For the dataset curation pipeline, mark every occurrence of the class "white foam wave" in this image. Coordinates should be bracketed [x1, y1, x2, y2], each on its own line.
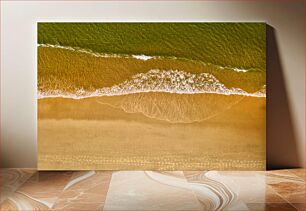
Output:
[132, 55, 153, 61]
[232, 68, 249, 73]
[38, 44, 155, 61]
[218, 66, 249, 73]
[38, 44, 255, 72]
[38, 69, 266, 99]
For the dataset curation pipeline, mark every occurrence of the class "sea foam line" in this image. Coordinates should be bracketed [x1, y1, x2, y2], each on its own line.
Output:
[38, 89, 266, 99]
[38, 69, 266, 99]
[38, 43, 255, 73]
[38, 43, 155, 61]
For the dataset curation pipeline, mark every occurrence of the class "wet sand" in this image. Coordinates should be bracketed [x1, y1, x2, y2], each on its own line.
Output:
[38, 93, 265, 170]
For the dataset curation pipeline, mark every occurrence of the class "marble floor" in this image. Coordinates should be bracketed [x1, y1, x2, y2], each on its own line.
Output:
[0, 169, 304, 211]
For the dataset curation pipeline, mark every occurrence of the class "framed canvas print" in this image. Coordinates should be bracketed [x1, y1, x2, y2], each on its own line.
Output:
[38, 23, 266, 170]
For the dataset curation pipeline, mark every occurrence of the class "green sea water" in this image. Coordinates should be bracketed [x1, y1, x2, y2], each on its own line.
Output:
[38, 23, 266, 72]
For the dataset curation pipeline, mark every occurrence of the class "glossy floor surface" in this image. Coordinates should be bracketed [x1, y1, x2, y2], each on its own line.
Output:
[0, 169, 304, 210]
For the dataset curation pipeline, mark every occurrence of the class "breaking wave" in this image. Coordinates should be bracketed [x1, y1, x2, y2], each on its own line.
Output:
[38, 69, 266, 99]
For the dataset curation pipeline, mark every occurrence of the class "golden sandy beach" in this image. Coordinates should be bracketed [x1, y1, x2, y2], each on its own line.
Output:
[38, 94, 265, 170]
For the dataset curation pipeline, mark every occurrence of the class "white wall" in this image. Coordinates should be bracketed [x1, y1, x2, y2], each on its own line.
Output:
[1, 1, 304, 168]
